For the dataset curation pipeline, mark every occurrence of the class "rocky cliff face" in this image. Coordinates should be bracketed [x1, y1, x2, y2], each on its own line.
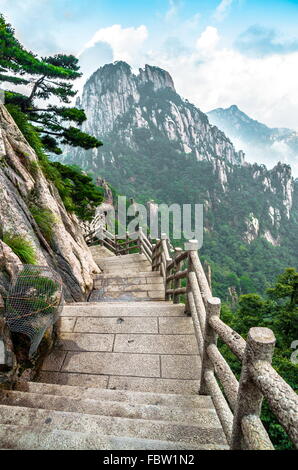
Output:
[69, 61, 244, 188]
[231, 162, 296, 245]
[0, 104, 99, 303]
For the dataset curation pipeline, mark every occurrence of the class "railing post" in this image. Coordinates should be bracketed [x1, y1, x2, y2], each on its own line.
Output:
[185, 240, 199, 316]
[199, 297, 221, 395]
[173, 247, 182, 304]
[152, 238, 160, 271]
[114, 234, 118, 256]
[161, 233, 171, 284]
[125, 231, 129, 254]
[137, 227, 142, 254]
[231, 327, 276, 450]
[139, 227, 147, 256]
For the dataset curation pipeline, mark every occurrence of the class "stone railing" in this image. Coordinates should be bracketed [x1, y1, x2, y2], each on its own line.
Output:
[85, 227, 298, 450]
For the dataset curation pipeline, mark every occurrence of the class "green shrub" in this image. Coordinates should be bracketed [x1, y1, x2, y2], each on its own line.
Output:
[3, 232, 37, 264]
[30, 205, 57, 243]
[50, 162, 104, 221]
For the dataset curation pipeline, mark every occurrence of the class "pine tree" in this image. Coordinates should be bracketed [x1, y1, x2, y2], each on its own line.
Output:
[0, 14, 102, 153]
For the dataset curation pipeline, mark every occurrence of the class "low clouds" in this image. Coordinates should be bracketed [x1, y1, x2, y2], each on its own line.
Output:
[235, 25, 298, 57]
[196, 26, 219, 53]
[80, 24, 148, 65]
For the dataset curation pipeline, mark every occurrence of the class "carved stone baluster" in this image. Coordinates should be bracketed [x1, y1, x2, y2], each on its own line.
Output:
[231, 327, 276, 450]
[199, 297, 221, 395]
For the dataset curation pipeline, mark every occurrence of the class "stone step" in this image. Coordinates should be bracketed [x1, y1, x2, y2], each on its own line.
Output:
[94, 271, 161, 280]
[61, 316, 194, 335]
[61, 302, 185, 317]
[0, 425, 227, 450]
[94, 261, 145, 269]
[94, 278, 163, 288]
[93, 283, 164, 293]
[97, 254, 147, 263]
[0, 405, 227, 446]
[98, 257, 150, 264]
[36, 373, 200, 394]
[16, 382, 208, 408]
[100, 259, 150, 266]
[107, 376, 200, 395]
[101, 267, 152, 274]
[0, 390, 217, 425]
[89, 245, 115, 258]
[89, 291, 164, 302]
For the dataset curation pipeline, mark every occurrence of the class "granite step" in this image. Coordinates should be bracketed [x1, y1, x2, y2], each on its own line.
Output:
[94, 277, 163, 286]
[0, 405, 227, 446]
[16, 381, 208, 408]
[89, 291, 164, 302]
[0, 390, 217, 425]
[93, 271, 162, 280]
[35, 373, 200, 394]
[97, 259, 150, 267]
[68, 316, 193, 335]
[89, 245, 115, 258]
[100, 267, 152, 274]
[0, 425, 227, 450]
[97, 254, 147, 263]
[61, 302, 185, 317]
[93, 283, 164, 293]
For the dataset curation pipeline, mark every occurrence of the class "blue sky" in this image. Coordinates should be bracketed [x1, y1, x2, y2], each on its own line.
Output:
[1, 0, 298, 130]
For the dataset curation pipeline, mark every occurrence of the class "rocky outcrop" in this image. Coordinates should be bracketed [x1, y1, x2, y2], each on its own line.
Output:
[0, 104, 99, 302]
[244, 213, 260, 244]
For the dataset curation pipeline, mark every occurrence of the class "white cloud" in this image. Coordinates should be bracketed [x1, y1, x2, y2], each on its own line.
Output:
[196, 26, 219, 52]
[81, 24, 148, 64]
[146, 27, 298, 134]
[213, 0, 234, 22]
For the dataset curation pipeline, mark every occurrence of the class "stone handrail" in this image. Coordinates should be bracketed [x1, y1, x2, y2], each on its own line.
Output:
[85, 225, 298, 450]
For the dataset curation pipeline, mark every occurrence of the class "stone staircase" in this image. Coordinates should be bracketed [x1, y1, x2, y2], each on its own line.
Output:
[90, 253, 164, 302]
[0, 251, 228, 450]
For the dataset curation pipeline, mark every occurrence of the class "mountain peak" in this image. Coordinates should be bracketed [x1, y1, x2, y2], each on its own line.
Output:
[76, 61, 244, 166]
[138, 64, 175, 92]
[228, 104, 239, 112]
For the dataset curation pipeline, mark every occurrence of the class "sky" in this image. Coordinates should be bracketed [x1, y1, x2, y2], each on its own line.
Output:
[1, 0, 298, 131]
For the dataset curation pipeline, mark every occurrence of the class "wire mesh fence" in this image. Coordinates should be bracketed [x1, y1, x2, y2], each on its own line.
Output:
[4, 265, 63, 357]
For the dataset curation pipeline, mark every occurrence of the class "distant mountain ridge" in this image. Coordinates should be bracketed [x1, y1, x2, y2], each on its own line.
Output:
[207, 105, 298, 176]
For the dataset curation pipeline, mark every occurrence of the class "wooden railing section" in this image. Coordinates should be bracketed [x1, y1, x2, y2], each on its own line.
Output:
[86, 226, 298, 450]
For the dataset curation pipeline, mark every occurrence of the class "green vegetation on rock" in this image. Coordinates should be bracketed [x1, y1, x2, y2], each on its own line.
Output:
[29, 205, 57, 243]
[2, 232, 37, 264]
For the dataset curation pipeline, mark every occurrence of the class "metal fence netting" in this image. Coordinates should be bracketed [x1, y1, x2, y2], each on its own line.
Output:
[5, 265, 63, 357]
